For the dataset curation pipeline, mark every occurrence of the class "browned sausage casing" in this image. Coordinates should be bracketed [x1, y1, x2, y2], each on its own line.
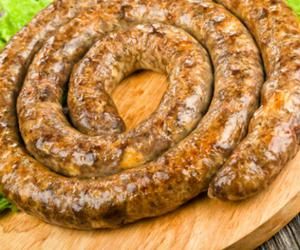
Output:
[18, 23, 213, 177]
[209, 0, 300, 200]
[0, 0, 298, 229]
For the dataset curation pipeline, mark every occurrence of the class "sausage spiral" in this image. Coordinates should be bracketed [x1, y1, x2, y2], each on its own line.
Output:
[0, 0, 298, 229]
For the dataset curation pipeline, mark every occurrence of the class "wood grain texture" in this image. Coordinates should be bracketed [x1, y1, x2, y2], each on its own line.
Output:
[260, 214, 300, 250]
[0, 71, 299, 250]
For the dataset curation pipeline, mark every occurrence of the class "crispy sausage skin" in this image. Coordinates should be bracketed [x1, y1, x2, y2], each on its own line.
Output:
[18, 23, 213, 177]
[209, 0, 300, 200]
[1, 0, 298, 229]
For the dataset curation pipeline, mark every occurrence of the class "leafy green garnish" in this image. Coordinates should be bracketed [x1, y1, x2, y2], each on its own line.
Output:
[0, 192, 17, 213]
[287, 0, 300, 16]
[0, 0, 52, 49]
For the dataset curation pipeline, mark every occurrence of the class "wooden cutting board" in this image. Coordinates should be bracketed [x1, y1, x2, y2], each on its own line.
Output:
[0, 71, 299, 250]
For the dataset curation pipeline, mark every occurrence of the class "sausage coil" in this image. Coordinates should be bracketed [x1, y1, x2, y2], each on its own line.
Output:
[0, 0, 298, 229]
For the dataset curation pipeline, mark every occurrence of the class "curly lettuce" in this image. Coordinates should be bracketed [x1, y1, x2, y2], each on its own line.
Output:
[287, 0, 300, 16]
[0, 0, 51, 48]
[0, 192, 17, 213]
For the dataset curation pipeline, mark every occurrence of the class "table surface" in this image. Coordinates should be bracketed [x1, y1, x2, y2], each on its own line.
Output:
[260, 214, 300, 250]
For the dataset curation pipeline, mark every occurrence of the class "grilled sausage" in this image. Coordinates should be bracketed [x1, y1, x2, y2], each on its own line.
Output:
[208, 0, 300, 200]
[18, 22, 213, 177]
[0, 0, 269, 229]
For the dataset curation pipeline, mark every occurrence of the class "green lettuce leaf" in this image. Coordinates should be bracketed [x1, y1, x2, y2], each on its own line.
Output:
[0, 0, 51, 48]
[287, 0, 300, 16]
[0, 193, 17, 213]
